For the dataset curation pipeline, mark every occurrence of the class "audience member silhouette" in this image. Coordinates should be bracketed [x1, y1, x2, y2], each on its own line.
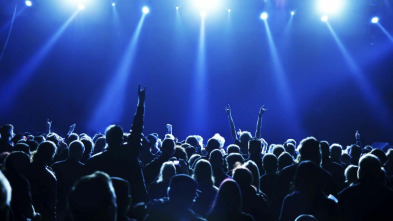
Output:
[69, 171, 117, 221]
[13, 143, 31, 156]
[192, 159, 218, 217]
[145, 174, 205, 221]
[80, 137, 94, 163]
[272, 145, 285, 158]
[279, 161, 339, 221]
[0, 124, 14, 153]
[226, 153, 244, 176]
[144, 138, 175, 187]
[248, 139, 264, 176]
[277, 152, 294, 171]
[330, 144, 343, 165]
[260, 153, 278, 201]
[93, 137, 106, 155]
[26, 141, 57, 221]
[52, 140, 88, 219]
[209, 149, 229, 187]
[0, 170, 12, 221]
[207, 178, 255, 221]
[295, 214, 318, 221]
[348, 145, 362, 165]
[320, 141, 345, 190]
[232, 166, 271, 221]
[338, 154, 393, 221]
[204, 138, 221, 157]
[344, 165, 358, 187]
[3, 151, 40, 221]
[227, 144, 241, 155]
[111, 177, 136, 221]
[148, 161, 176, 201]
[186, 135, 203, 155]
[244, 160, 261, 193]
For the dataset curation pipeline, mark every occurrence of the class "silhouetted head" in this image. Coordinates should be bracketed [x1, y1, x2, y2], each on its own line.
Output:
[263, 153, 277, 174]
[69, 171, 117, 221]
[232, 166, 253, 188]
[294, 161, 321, 194]
[205, 138, 221, 155]
[34, 135, 45, 145]
[173, 146, 188, 162]
[167, 174, 198, 208]
[358, 154, 383, 183]
[248, 139, 262, 156]
[186, 135, 203, 152]
[284, 142, 296, 157]
[330, 144, 342, 162]
[370, 149, 387, 165]
[67, 133, 80, 145]
[387, 149, 393, 161]
[94, 137, 106, 154]
[295, 214, 318, 221]
[14, 143, 30, 155]
[298, 137, 321, 165]
[341, 153, 351, 165]
[4, 151, 30, 173]
[226, 153, 244, 172]
[0, 124, 13, 141]
[349, 145, 362, 160]
[244, 160, 260, 191]
[345, 165, 358, 185]
[188, 154, 202, 170]
[46, 133, 60, 146]
[69, 140, 85, 161]
[278, 152, 294, 171]
[157, 161, 176, 183]
[161, 139, 175, 157]
[105, 125, 124, 148]
[210, 179, 242, 216]
[285, 139, 297, 148]
[227, 144, 240, 154]
[81, 138, 93, 158]
[319, 141, 330, 160]
[193, 159, 214, 186]
[239, 131, 252, 144]
[111, 177, 131, 218]
[209, 149, 224, 167]
[272, 145, 285, 158]
[33, 141, 57, 165]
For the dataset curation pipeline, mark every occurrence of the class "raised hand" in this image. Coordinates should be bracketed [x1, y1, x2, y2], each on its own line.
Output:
[259, 105, 268, 116]
[138, 84, 146, 103]
[166, 124, 173, 134]
[47, 119, 52, 134]
[355, 130, 360, 140]
[67, 123, 76, 136]
[225, 104, 231, 116]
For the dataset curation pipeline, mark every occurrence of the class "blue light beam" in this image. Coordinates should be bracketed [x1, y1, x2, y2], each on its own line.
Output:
[88, 14, 147, 131]
[263, 20, 306, 138]
[326, 22, 393, 129]
[377, 23, 393, 43]
[0, 11, 79, 112]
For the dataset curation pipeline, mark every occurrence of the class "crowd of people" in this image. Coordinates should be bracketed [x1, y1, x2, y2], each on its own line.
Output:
[0, 85, 393, 221]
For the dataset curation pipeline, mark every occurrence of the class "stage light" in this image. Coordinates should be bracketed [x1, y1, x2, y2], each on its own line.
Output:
[371, 17, 379, 24]
[194, 0, 220, 12]
[176, 6, 179, 10]
[321, 15, 328, 22]
[227, 9, 231, 13]
[78, 4, 85, 10]
[291, 11, 295, 16]
[318, 0, 343, 15]
[112, 2, 116, 7]
[260, 12, 268, 20]
[142, 6, 149, 14]
[200, 10, 207, 17]
[25, 0, 32, 7]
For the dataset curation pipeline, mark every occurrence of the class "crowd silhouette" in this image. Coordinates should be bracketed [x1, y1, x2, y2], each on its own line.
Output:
[0, 85, 393, 221]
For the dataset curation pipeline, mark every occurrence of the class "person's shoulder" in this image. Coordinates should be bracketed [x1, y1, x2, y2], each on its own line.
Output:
[279, 164, 297, 176]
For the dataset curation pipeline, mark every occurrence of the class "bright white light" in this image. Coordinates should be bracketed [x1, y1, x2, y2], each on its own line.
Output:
[25, 0, 32, 7]
[142, 6, 150, 14]
[260, 12, 268, 20]
[291, 11, 295, 16]
[176, 6, 179, 10]
[371, 17, 379, 24]
[194, 0, 220, 11]
[112, 2, 115, 7]
[318, 0, 343, 15]
[227, 9, 231, 13]
[200, 10, 207, 17]
[78, 4, 85, 10]
[321, 15, 328, 22]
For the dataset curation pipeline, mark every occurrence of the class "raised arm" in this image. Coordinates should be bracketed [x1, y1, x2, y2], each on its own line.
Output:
[225, 104, 238, 143]
[67, 123, 76, 136]
[46, 119, 52, 134]
[355, 130, 362, 147]
[128, 85, 145, 151]
[255, 105, 267, 139]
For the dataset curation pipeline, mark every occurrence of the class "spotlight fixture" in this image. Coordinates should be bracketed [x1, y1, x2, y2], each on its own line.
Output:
[371, 17, 379, 24]
[78, 4, 85, 10]
[260, 12, 268, 20]
[291, 11, 295, 16]
[25, 0, 32, 7]
[321, 15, 328, 22]
[227, 9, 231, 13]
[112, 2, 116, 7]
[142, 6, 150, 14]
[200, 10, 207, 17]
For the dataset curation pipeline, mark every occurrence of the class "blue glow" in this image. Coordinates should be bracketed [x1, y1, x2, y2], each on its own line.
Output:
[291, 11, 295, 16]
[142, 6, 150, 14]
[0, 11, 78, 111]
[321, 15, 328, 22]
[262, 20, 305, 138]
[176, 6, 179, 10]
[326, 22, 393, 128]
[25, 0, 32, 7]
[377, 23, 393, 43]
[260, 12, 268, 20]
[371, 17, 379, 24]
[112, 2, 116, 7]
[88, 14, 147, 131]
[228, 9, 231, 13]
[318, 0, 344, 15]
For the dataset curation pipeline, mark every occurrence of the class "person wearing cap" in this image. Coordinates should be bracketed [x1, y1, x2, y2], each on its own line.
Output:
[145, 174, 205, 221]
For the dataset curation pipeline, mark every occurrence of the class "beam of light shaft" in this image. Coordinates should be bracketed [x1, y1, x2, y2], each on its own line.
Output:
[263, 20, 305, 138]
[377, 23, 393, 43]
[190, 18, 207, 132]
[326, 22, 393, 128]
[88, 15, 146, 131]
[0, 11, 79, 112]
[0, 7, 26, 35]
